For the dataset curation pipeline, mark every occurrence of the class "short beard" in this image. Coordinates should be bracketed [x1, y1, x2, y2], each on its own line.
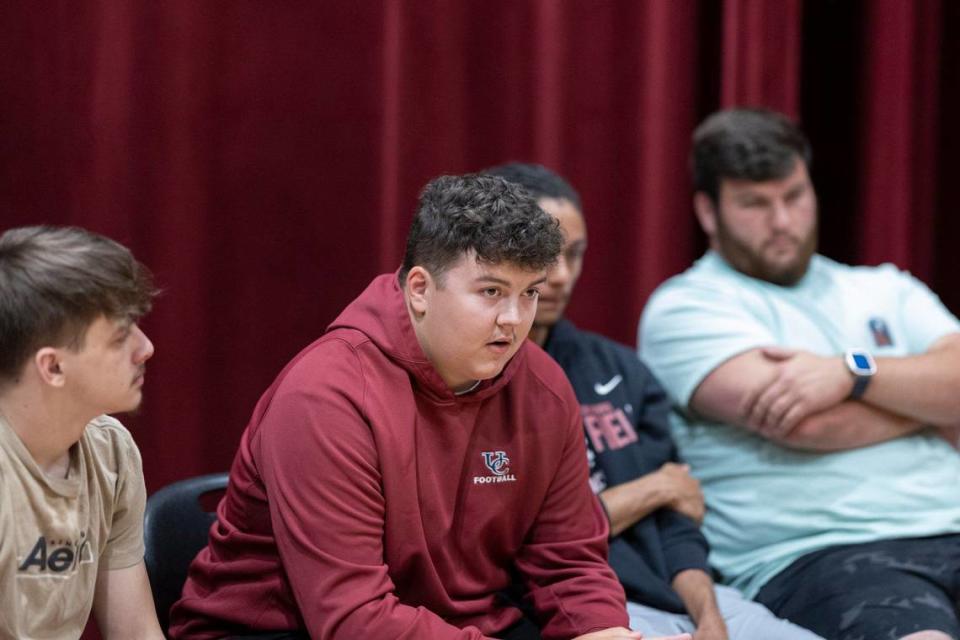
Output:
[715, 216, 817, 286]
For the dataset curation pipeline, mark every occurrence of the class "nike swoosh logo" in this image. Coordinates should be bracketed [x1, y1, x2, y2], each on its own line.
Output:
[593, 374, 623, 396]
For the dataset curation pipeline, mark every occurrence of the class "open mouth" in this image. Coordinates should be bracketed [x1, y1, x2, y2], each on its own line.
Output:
[487, 338, 513, 353]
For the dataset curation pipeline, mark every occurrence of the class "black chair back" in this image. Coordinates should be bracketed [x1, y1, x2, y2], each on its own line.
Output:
[144, 472, 228, 635]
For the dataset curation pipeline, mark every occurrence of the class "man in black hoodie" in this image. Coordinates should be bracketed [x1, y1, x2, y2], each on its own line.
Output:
[486, 163, 821, 640]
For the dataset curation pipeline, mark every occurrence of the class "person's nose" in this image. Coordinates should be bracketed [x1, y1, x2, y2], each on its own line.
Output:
[547, 255, 572, 287]
[770, 200, 792, 231]
[132, 325, 155, 364]
[497, 298, 522, 327]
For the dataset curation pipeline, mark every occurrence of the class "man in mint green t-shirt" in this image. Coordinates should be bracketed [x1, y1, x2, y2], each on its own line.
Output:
[640, 108, 960, 640]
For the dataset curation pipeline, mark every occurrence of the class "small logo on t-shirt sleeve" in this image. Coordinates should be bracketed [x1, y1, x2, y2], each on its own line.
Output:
[868, 317, 894, 347]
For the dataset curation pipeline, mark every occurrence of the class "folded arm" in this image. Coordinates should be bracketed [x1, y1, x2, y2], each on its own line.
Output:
[775, 400, 922, 451]
[691, 347, 925, 450]
[863, 333, 960, 426]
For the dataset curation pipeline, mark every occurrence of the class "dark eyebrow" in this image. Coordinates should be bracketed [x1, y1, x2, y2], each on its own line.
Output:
[474, 275, 548, 288]
[474, 275, 512, 287]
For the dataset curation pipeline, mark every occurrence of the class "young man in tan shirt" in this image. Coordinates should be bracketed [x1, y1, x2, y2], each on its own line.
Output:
[0, 226, 164, 639]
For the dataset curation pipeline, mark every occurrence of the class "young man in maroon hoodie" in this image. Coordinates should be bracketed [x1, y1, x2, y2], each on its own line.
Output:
[170, 174, 684, 640]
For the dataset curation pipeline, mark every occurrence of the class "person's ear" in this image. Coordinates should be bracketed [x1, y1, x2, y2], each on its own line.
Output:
[406, 266, 432, 317]
[34, 348, 66, 388]
[693, 191, 718, 237]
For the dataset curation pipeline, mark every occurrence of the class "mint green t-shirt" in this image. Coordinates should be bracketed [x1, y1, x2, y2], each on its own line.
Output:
[639, 250, 960, 598]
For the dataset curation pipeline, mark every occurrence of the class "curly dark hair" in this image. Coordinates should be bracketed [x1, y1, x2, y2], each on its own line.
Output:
[484, 162, 582, 212]
[399, 173, 562, 283]
[0, 226, 158, 384]
[692, 108, 812, 203]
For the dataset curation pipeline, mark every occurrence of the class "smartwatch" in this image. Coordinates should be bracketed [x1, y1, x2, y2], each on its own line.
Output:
[844, 348, 877, 399]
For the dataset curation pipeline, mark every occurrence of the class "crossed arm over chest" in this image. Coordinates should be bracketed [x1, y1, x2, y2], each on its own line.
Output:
[690, 333, 960, 451]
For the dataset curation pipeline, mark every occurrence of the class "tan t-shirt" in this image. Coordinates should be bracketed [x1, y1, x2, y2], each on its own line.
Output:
[0, 414, 147, 640]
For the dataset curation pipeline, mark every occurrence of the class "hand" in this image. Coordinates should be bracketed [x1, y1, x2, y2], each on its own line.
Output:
[657, 462, 704, 524]
[743, 347, 853, 439]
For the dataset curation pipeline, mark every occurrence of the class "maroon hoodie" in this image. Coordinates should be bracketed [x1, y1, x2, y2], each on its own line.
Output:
[170, 273, 628, 639]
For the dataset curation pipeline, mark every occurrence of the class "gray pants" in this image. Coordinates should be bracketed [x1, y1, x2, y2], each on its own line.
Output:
[627, 585, 824, 639]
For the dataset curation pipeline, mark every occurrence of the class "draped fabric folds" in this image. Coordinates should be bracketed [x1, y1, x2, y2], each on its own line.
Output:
[858, 0, 942, 276]
[721, 0, 803, 115]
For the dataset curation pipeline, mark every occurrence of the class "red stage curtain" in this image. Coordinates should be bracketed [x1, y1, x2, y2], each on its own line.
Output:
[858, 0, 942, 279]
[0, 3, 956, 635]
[721, 0, 803, 116]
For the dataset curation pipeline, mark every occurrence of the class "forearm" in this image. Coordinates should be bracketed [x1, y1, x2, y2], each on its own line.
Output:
[670, 569, 723, 628]
[691, 347, 930, 450]
[777, 401, 923, 451]
[93, 563, 165, 640]
[100, 620, 164, 640]
[599, 474, 670, 537]
[864, 337, 960, 426]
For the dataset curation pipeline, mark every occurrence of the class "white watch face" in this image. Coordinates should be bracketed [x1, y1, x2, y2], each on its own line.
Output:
[846, 349, 877, 376]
